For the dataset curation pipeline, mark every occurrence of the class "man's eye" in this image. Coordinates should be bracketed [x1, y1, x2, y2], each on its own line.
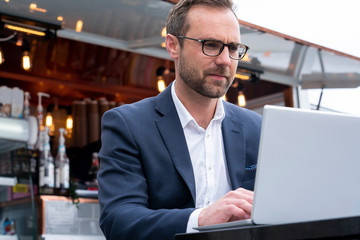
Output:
[229, 45, 239, 53]
[204, 41, 221, 49]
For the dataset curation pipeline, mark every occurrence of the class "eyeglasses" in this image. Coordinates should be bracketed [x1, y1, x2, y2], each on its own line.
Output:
[177, 36, 249, 60]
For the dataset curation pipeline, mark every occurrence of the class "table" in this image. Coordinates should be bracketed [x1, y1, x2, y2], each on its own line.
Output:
[175, 216, 360, 240]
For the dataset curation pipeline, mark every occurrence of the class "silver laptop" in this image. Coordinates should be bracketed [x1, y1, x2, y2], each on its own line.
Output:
[195, 105, 360, 231]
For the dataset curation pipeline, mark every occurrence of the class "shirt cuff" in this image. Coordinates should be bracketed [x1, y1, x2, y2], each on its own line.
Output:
[186, 208, 203, 233]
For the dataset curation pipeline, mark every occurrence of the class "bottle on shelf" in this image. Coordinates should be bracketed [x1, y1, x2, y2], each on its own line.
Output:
[23, 91, 30, 120]
[38, 127, 54, 194]
[35, 92, 50, 152]
[55, 128, 70, 195]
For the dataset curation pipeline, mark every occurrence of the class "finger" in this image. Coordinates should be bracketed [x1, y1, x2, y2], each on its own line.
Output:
[222, 198, 252, 217]
[226, 203, 251, 220]
[226, 189, 254, 204]
[234, 188, 254, 196]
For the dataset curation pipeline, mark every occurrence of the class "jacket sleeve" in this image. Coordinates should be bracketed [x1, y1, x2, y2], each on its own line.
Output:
[97, 108, 194, 240]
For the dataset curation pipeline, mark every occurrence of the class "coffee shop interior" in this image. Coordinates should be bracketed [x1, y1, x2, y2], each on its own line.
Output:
[1, 0, 360, 239]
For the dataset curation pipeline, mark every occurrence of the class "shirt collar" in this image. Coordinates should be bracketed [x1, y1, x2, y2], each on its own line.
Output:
[171, 80, 225, 129]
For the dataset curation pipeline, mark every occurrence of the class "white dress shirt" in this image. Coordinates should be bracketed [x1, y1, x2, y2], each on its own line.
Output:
[171, 82, 232, 232]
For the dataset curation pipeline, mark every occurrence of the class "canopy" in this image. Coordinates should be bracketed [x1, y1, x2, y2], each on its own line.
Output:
[1, 0, 360, 89]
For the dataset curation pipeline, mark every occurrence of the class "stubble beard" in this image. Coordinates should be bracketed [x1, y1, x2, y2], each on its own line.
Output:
[178, 52, 233, 99]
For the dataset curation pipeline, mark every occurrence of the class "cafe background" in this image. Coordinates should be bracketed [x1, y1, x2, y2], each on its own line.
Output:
[0, 0, 360, 239]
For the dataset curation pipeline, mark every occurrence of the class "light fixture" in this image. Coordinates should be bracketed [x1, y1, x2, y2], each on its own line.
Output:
[235, 73, 250, 81]
[238, 90, 246, 107]
[45, 112, 53, 127]
[0, 46, 4, 64]
[45, 112, 55, 135]
[161, 27, 167, 47]
[66, 115, 73, 130]
[29, 3, 37, 10]
[29, 3, 47, 13]
[4, 23, 46, 36]
[76, 20, 83, 32]
[1, 14, 61, 38]
[156, 66, 167, 92]
[157, 77, 166, 92]
[240, 53, 251, 62]
[22, 50, 31, 71]
[66, 114, 73, 138]
[16, 32, 23, 46]
[161, 27, 167, 37]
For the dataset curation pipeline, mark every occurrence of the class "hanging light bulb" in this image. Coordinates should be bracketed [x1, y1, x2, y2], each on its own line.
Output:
[66, 114, 73, 138]
[22, 50, 31, 71]
[76, 20, 83, 32]
[45, 112, 53, 127]
[238, 90, 246, 107]
[16, 32, 23, 46]
[0, 46, 4, 64]
[45, 112, 55, 135]
[157, 77, 166, 92]
[161, 27, 167, 37]
[66, 115, 73, 130]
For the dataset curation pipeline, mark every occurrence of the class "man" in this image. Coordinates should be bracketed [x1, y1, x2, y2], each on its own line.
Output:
[98, 0, 262, 239]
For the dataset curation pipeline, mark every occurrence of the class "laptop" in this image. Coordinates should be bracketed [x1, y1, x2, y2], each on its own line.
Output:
[195, 105, 360, 231]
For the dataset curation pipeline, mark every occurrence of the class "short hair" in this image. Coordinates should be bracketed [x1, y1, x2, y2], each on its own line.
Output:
[166, 0, 237, 45]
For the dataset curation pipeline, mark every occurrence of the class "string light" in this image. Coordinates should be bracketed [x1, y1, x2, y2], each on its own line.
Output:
[0, 46, 4, 64]
[22, 51, 31, 71]
[45, 112, 53, 127]
[45, 112, 55, 135]
[66, 115, 73, 138]
[76, 20, 83, 32]
[157, 78, 166, 92]
[238, 90, 246, 107]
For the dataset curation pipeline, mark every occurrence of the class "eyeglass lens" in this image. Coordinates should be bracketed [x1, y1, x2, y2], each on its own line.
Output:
[203, 40, 245, 60]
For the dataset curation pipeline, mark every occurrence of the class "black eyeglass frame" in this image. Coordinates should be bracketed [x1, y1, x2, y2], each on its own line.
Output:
[177, 36, 249, 60]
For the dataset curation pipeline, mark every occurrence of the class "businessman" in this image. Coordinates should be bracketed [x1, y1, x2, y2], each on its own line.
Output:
[97, 0, 262, 239]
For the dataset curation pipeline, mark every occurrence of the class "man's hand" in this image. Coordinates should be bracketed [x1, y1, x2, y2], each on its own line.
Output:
[198, 188, 254, 226]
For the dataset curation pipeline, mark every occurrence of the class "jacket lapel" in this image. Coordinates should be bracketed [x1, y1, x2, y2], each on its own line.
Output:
[222, 104, 246, 189]
[154, 84, 196, 203]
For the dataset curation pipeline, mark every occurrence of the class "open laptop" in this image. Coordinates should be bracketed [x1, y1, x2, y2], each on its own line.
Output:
[195, 105, 360, 231]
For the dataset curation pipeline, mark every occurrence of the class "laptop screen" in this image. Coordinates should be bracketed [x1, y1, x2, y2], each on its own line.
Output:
[252, 105, 360, 224]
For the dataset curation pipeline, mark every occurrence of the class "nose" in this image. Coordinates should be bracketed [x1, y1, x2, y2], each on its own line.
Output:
[215, 46, 232, 67]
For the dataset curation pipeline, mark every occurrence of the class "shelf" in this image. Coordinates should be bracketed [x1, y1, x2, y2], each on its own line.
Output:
[0, 235, 19, 240]
[41, 234, 105, 240]
[0, 176, 17, 186]
[0, 139, 26, 154]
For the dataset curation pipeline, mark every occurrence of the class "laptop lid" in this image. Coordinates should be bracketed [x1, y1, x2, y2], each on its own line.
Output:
[252, 105, 360, 225]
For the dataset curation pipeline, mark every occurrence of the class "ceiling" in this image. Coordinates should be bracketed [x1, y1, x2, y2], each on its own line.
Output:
[1, 0, 360, 89]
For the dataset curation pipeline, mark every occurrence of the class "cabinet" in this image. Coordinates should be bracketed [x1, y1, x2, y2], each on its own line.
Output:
[0, 117, 37, 239]
[0, 117, 104, 239]
[0, 116, 38, 187]
[0, 195, 105, 240]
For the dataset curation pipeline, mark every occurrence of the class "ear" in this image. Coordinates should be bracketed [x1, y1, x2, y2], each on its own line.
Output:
[165, 34, 180, 60]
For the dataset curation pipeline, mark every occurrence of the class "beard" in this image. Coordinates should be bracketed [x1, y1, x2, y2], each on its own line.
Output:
[178, 52, 234, 98]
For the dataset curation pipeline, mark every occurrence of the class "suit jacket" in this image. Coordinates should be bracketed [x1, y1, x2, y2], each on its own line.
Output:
[98, 83, 262, 240]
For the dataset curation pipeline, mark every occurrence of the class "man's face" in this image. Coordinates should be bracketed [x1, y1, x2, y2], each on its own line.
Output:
[178, 5, 241, 99]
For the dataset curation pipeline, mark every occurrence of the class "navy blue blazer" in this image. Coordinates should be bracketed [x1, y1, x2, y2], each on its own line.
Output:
[98, 84, 262, 240]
